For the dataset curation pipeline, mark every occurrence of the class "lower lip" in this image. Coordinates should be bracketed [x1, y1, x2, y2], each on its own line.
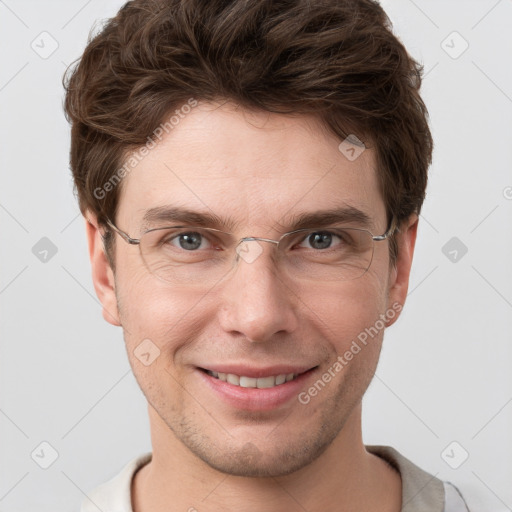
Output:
[197, 368, 316, 411]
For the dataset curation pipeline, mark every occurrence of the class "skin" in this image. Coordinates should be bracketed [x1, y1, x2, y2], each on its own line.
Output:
[86, 101, 418, 512]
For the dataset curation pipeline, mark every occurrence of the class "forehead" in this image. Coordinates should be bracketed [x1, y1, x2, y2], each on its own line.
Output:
[116, 101, 386, 232]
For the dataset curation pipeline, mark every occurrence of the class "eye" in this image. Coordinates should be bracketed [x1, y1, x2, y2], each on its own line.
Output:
[298, 230, 344, 250]
[164, 230, 213, 251]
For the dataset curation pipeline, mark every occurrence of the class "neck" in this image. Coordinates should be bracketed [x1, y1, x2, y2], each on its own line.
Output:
[132, 403, 402, 512]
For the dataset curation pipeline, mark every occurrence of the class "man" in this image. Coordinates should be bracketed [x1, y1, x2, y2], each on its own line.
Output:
[63, 0, 470, 510]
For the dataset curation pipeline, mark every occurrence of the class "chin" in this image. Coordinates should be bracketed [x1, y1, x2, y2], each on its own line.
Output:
[180, 425, 339, 478]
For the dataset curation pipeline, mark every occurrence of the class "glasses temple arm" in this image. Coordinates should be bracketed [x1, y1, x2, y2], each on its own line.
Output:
[104, 219, 141, 245]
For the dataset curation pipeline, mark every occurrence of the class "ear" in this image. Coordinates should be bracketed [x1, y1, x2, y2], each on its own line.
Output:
[386, 214, 418, 327]
[85, 212, 121, 326]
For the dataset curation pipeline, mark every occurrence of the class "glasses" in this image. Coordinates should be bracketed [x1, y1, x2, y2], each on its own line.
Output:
[104, 217, 398, 285]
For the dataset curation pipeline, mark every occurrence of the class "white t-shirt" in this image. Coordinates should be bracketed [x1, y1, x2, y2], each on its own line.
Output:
[80, 445, 470, 512]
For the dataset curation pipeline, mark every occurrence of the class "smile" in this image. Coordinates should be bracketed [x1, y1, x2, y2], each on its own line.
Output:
[204, 370, 301, 388]
[198, 365, 318, 410]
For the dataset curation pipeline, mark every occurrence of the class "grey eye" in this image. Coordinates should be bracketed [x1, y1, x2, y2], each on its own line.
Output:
[298, 230, 346, 250]
[180, 232, 202, 250]
[166, 231, 208, 251]
[307, 232, 333, 250]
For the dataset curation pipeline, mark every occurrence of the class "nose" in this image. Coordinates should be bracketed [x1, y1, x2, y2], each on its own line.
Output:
[217, 240, 299, 343]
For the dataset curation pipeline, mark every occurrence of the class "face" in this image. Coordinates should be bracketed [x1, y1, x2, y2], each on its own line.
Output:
[88, 101, 416, 477]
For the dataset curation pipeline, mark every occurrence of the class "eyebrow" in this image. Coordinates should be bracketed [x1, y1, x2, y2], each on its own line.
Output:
[141, 206, 236, 231]
[140, 205, 373, 233]
[281, 206, 373, 231]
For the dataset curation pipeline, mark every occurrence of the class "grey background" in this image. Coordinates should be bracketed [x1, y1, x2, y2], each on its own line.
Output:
[1, 0, 511, 510]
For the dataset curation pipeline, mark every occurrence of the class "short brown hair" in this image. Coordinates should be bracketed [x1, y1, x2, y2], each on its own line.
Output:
[63, 0, 432, 266]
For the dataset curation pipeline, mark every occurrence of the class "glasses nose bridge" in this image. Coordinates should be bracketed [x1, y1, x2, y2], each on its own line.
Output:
[238, 236, 280, 246]
[233, 236, 281, 264]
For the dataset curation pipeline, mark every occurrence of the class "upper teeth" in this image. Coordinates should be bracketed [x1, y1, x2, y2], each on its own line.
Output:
[206, 370, 298, 388]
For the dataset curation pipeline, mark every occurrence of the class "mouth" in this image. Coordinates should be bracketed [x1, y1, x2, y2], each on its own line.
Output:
[197, 365, 319, 411]
[200, 369, 309, 389]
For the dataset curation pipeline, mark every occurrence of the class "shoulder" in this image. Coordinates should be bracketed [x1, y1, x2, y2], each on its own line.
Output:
[366, 445, 470, 512]
[443, 481, 471, 512]
[80, 452, 152, 512]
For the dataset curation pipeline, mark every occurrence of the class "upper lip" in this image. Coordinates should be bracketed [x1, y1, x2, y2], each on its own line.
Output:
[198, 365, 317, 379]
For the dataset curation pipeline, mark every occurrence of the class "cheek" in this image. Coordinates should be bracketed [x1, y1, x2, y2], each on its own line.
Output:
[115, 272, 202, 405]
[298, 273, 389, 352]
[115, 248, 174, 324]
[114, 256, 211, 367]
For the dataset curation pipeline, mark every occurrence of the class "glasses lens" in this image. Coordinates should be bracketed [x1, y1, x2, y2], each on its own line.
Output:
[139, 226, 375, 284]
[280, 227, 374, 281]
[140, 227, 233, 284]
